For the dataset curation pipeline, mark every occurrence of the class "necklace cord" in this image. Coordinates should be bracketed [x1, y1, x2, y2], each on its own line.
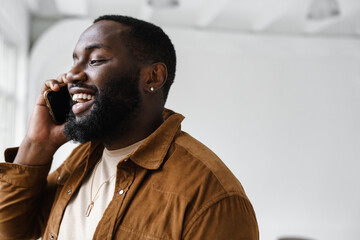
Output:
[85, 159, 116, 217]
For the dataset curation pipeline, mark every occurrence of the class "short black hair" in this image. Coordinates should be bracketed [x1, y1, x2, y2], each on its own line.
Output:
[94, 15, 176, 101]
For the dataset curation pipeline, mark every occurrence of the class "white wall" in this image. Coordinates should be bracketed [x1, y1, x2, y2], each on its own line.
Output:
[166, 29, 360, 240]
[30, 19, 360, 240]
[0, 0, 30, 146]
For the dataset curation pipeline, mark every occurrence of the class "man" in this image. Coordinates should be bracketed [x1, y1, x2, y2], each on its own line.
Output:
[0, 15, 258, 239]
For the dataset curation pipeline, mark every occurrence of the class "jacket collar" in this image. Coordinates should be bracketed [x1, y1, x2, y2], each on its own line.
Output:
[88, 109, 184, 170]
[130, 109, 184, 170]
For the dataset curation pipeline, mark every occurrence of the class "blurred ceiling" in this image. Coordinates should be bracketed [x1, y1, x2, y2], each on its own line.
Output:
[26, 0, 360, 45]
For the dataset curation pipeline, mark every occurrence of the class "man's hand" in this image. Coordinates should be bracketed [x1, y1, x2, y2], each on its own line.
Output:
[14, 74, 69, 166]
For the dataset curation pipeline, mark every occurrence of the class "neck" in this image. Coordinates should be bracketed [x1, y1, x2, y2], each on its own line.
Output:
[102, 110, 163, 150]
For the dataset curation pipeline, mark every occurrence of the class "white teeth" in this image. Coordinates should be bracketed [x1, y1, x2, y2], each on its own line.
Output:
[72, 93, 95, 102]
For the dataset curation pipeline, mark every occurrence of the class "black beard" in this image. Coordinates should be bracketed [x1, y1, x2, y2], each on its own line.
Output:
[64, 69, 141, 143]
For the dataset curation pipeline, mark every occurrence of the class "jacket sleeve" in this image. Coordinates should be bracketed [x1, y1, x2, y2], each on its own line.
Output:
[183, 194, 259, 240]
[0, 147, 59, 240]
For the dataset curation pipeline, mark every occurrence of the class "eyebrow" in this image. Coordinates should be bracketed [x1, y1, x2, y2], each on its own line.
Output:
[72, 43, 111, 59]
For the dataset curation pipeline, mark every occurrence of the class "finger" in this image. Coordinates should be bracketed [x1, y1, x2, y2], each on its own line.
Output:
[57, 73, 69, 85]
[42, 79, 61, 93]
[60, 73, 69, 84]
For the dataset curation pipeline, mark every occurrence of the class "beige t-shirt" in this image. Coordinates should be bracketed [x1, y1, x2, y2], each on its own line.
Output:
[58, 140, 143, 240]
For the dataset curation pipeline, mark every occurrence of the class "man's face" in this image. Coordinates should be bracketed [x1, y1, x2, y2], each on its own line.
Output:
[64, 20, 143, 143]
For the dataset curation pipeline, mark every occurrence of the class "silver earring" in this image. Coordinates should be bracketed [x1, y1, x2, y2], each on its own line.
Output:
[150, 87, 154, 92]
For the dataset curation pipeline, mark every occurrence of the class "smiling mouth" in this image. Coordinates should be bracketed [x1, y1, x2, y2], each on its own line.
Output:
[71, 92, 96, 115]
[72, 93, 95, 103]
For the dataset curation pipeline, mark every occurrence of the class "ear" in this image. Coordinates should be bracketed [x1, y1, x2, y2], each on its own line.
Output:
[143, 63, 168, 93]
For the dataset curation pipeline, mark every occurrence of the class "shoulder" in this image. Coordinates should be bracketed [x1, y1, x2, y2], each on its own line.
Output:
[157, 131, 258, 236]
[166, 131, 247, 198]
[150, 130, 252, 213]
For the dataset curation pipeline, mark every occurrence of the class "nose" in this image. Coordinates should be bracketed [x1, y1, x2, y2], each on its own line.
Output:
[66, 64, 87, 84]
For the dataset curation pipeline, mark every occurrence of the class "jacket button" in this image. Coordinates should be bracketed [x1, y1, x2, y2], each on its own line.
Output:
[119, 189, 124, 195]
[67, 190, 72, 194]
[50, 234, 55, 239]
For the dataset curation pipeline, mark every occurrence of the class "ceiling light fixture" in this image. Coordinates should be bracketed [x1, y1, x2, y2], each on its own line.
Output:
[147, 0, 179, 8]
[307, 0, 340, 20]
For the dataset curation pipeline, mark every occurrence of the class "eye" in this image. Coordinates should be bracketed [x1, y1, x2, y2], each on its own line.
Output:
[89, 59, 106, 66]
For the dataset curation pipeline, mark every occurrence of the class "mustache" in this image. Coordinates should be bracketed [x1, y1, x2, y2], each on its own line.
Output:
[68, 83, 99, 94]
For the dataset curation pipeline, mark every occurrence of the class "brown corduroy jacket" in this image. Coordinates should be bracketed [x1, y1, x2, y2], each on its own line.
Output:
[0, 109, 258, 240]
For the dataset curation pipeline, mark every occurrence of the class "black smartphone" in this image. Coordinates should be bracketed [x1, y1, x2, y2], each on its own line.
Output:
[43, 84, 71, 124]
